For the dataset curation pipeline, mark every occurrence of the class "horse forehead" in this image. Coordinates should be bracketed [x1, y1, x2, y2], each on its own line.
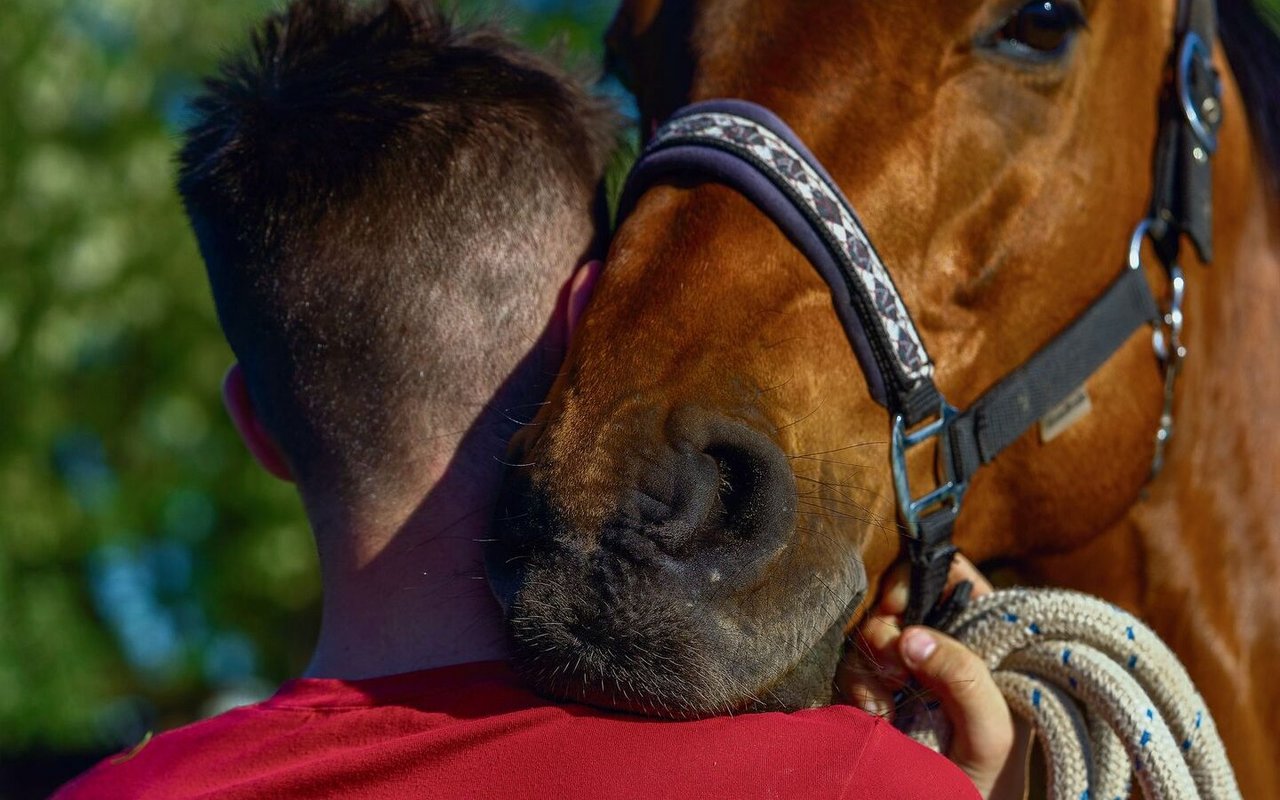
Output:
[690, 0, 982, 68]
[660, 0, 1174, 103]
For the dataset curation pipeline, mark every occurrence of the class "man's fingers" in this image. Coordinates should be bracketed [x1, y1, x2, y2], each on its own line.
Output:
[876, 563, 911, 615]
[837, 624, 901, 717]
[880, 553, 991, 619]
[860, 612, 901, 655]
[834, 656, 897, 718]
[856, 614, 909, 686]
[948, 553, 995, 597]
[899, 626, 1015, 776]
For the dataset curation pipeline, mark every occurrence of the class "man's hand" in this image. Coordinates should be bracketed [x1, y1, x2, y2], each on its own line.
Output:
[837, 556, 1031, 800]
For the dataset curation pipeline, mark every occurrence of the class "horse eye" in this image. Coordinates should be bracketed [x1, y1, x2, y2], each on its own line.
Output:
[991, 1, 1085, 59]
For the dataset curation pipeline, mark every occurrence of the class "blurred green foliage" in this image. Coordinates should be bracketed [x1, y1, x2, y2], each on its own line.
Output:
[0, 0, 614, 765]
[1264, 0, 1280, 25]
[2, 0, 1278, 789]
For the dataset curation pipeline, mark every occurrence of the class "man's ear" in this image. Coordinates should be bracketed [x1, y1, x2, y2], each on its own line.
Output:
[221, 363, 294, 482]
[547, 260, 603, 361]
[566, 260, 602, 344]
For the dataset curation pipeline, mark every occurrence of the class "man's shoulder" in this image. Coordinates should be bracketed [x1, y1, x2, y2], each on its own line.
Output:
[667, 706, 982, 799]
[51, 703, 284, 800]
[470, 701, 981, 799]
[51, 676, 981, 800]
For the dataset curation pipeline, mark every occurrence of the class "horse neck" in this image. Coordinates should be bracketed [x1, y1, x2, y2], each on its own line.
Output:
[1139, 123, 1280, 605]
[1029, 56, 1280, 598]
[1131, 143, 1280, 796]
[1050, 151, 1278, 583]
[1021, 96, 1280, 795]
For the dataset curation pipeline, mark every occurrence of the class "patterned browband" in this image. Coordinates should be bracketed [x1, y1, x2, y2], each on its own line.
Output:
[619, 100, 943, 428]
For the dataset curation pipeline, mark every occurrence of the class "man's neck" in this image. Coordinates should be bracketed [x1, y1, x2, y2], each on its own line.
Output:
[303, 456, 512, 680]
[297, 265, 579, 681]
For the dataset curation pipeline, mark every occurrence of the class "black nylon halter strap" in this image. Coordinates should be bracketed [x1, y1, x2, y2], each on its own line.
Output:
[946, 267, 1162, 495]
[1152, 0, 1221, 264]
[902, 263, 1162, 625]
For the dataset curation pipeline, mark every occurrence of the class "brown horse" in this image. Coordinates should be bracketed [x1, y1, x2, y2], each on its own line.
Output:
[487, 0, 1280, 794]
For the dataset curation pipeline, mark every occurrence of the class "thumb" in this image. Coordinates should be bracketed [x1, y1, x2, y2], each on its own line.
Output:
[899, 627, 1015, 796]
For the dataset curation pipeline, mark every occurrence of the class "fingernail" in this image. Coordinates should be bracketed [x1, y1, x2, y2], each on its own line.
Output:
[901, 628, 937, 666]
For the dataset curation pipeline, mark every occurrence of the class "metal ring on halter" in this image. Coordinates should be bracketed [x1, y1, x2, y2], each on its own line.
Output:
[1164, 266, 1186, 366]
[1150, 262, 1186, 478]
[1128, 218, 1174, 361]
[1129, 217, 1187, 479]
[891, 402, 966, 538]
[1127, 218, 1156, 272]
[1177, 32, 1219, 155]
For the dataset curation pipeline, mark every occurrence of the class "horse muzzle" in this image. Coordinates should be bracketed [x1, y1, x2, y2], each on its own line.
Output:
[486, 405, 868, 716]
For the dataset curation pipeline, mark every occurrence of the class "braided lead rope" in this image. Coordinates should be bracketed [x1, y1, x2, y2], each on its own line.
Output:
[897, 588, 1242, 800]
[1006, 641, 1195, 798]
[1086, 704, 1133, 797]
[995, 671, 1099, 795]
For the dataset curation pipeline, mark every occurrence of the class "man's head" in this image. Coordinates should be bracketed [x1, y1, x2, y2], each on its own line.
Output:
[177, 0, 617, 521]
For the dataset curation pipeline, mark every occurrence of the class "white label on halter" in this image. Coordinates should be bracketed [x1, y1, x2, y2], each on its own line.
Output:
[1040, 386, 1093, 443]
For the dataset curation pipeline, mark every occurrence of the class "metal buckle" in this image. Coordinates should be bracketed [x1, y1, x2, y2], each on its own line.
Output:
[891, 402, 966, 538]
[1129, 218, 1187, 479]
[1151, 263, 1186, 477]
[1176, 32, 1221, 157]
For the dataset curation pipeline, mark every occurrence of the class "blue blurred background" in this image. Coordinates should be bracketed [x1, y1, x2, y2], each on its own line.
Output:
[4, 0, 1279, 797]
[0, 1, 619, 796]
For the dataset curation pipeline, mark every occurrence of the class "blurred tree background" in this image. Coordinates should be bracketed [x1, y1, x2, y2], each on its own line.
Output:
[3, 0, 1279, 797]
[0, 1, 618, 797]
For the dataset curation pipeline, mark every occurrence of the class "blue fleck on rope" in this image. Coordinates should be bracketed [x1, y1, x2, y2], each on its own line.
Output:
[896, 588, 1242, 800]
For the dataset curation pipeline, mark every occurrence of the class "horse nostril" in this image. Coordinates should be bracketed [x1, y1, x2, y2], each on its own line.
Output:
[701, 424, 795, 546]
[636, 413, 796, 567]
[706, 446, 760, 537]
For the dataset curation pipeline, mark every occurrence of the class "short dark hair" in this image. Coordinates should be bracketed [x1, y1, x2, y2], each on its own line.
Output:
[178, 0, 617, 498]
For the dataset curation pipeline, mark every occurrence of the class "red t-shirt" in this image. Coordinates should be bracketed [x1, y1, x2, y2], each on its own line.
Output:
[54, 661, 979, 799]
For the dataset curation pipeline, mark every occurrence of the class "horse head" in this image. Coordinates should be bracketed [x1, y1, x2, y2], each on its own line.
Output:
[487, 0, 1273, 718]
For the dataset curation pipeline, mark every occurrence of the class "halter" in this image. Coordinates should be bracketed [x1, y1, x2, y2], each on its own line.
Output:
[618, 0, 1222, 626]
